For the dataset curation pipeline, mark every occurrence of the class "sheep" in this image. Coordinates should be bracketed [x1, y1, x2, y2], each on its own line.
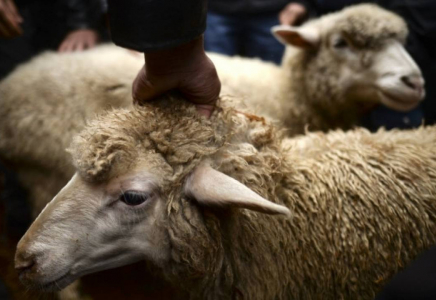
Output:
[15, 96, 436, 300]
[0, 45, 140, 215]
[214, 3, 425, 134]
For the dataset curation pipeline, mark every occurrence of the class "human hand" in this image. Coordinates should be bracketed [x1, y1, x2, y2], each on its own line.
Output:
[133, 35, 221, 118]
[58, 29, 99, 52]
[0, 0, 23, 38]
[279, 3, 307, 26]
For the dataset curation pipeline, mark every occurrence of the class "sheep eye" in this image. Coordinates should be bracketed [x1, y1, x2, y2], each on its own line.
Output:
[333, 37, 348, 49]
[120, 191, 149, 206]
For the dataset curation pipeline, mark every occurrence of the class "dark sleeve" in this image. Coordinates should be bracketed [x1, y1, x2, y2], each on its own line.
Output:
[63, 0, 105, 31]
[293, 0, 317, 16]
[107, 0, 207, 52]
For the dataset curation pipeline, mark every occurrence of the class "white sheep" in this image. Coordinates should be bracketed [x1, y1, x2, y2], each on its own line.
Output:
[15, 97, 436, 300]
[213, 3, 425, 133]
[0, 45, 140, 215]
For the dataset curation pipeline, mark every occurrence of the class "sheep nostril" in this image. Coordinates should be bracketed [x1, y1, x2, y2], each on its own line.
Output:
[401, 75, 423, 92]
[15, 257, 36, 276]
[401, 76, 415, 90]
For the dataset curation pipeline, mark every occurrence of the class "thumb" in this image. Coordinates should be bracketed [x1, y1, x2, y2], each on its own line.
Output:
[194, 104, 214, 118]
[132, 65, 173, 104]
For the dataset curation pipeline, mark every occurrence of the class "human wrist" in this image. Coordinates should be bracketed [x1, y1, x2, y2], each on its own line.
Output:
[144, 35, 206, 75]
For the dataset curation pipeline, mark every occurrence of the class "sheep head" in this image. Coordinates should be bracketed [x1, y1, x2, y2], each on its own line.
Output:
[273, 4, 424, 113]
[15, 97, 290, 292]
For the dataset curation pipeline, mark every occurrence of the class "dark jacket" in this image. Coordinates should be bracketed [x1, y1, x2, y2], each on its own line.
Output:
[15, 0, 104, 34]
[208, 0, 290, 14]
[108, 0, 207, 52]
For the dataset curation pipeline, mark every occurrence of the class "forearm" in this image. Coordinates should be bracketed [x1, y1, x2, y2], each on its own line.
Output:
[145, 36, 205, 74]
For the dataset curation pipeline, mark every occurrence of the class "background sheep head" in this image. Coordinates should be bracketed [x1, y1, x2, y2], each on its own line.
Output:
[274, 4, 424, 115]
[14, 97, 290, 292]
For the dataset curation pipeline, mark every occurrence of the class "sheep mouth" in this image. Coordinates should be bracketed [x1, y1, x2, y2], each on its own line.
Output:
[34, 272, 74, 292]
[378, 90, 421, 112]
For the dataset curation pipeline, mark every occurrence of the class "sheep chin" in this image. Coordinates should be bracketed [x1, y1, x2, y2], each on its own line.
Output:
[377, 90, 421, 112]
[20, 270, 74, 292]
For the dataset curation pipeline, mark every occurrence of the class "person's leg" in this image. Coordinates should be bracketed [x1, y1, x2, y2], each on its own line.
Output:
[204, 11, 240, 56]
[243, 12, 285, 65]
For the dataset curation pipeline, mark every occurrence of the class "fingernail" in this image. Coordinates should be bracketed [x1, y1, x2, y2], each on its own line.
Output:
[196, 107, 212, 118]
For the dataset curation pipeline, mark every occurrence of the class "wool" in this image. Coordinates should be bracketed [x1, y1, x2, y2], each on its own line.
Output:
[0, 45, 140, 215]
[68, 97, 436, 299]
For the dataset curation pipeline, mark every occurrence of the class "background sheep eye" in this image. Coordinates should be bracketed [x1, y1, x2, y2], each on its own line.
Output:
[333, 38, 348, 49]
[120, 191, 149, 206]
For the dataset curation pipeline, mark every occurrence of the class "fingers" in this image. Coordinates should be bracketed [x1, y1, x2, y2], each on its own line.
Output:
[5, 0, 22, 23]
[195, 104, 215, 118]
[279, 3, 307, 26]
[132, 66, 151, 103]
[58, 30, 99, 53]
[178, 56, 221, 117]
[132, 65, 175, 104]
[0, 0, 23, 38]
[2, 0, 22, 33]
[180, 71, 221, 114]
[86, 35, 96, 49]
[58, 38, 73, 52]
[75, 40, 85, 52]
[59, 38, 86, 52]
[279, 11, 298, 26]
[133, 64, 218, 118]
[81, 30, 98, 50]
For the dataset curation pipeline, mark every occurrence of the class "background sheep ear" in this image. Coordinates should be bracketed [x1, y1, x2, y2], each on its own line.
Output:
[185, 164, 290, 216]
[272, 25, 320, 49]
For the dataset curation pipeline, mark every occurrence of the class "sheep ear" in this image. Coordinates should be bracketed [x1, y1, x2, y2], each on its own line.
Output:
[185, 164, 290, 216]
[272, 25, 320, 49]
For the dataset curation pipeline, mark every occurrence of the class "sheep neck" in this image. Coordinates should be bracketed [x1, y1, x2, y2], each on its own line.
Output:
[279, 49, 364, 135]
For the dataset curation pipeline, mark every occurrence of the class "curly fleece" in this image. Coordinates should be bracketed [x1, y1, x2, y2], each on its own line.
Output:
[69, 97, 436, 300]
[0, 45, 139, 215]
